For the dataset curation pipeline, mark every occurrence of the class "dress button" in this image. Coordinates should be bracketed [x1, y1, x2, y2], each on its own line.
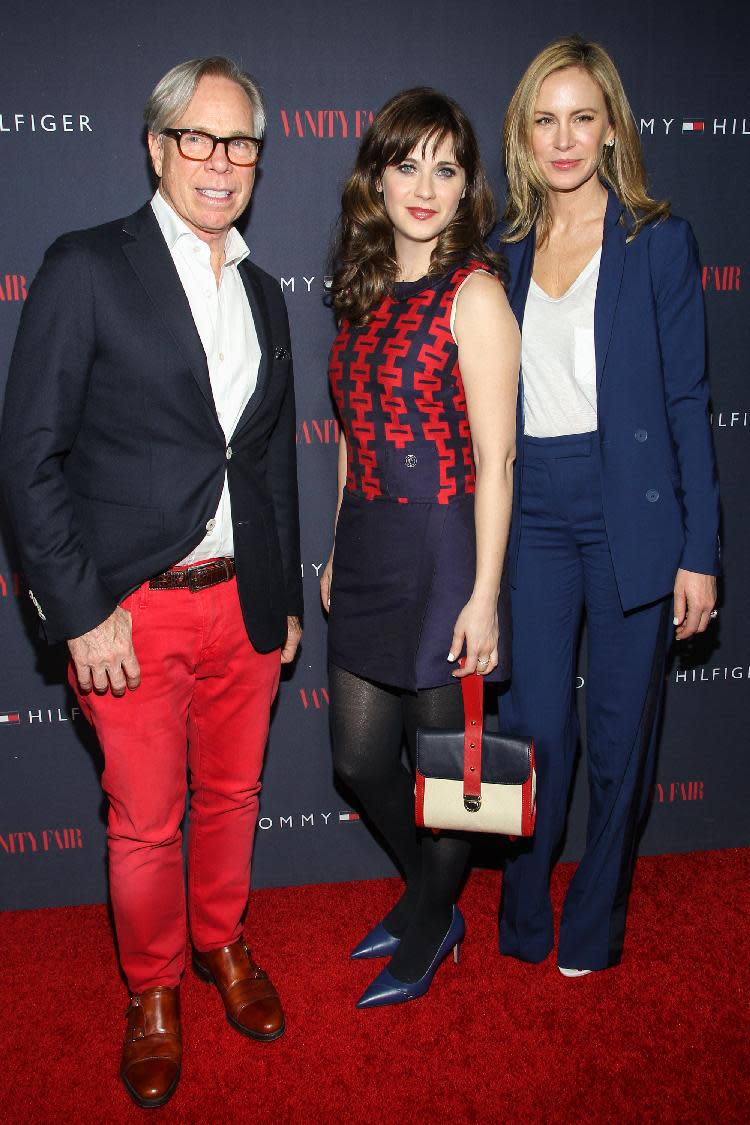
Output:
[404, 454, 418, 468]
[226, 446, 233, 460]
[635, 429, 648, 442]
[646, 489, 660, 503]
[206, 518, 216, 532]
[219, 352, 225, 362]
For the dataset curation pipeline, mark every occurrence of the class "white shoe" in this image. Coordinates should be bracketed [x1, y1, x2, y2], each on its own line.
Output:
[558, 966, 592, 977]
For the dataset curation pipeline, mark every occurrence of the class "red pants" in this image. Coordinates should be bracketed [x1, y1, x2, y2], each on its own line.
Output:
[71, 576, 280, 991]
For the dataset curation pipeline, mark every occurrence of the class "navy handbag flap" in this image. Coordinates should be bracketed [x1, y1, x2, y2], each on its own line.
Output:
[416, 728, 532, 785]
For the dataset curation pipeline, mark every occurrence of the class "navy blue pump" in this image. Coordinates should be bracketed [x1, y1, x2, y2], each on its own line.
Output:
[355, 906, 464, 1008]
[350, 921, 401, 960]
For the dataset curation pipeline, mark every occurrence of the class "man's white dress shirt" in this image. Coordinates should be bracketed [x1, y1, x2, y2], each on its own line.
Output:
[150, 189, 261, 564]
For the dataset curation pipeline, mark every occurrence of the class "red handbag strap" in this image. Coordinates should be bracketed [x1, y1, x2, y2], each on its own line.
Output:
[460, 662, 484, 808]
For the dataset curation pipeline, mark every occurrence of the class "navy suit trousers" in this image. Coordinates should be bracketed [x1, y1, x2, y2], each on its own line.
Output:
[500, 433, 671, 970]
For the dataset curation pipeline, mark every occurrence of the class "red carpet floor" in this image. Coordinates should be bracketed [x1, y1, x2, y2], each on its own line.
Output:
[2, 849, 749, 1124]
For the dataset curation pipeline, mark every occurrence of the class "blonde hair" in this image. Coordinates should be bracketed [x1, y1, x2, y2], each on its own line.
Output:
[502, 35, 669, 244]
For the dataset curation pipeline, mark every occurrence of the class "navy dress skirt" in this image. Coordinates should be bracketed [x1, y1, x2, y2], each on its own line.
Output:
[327, 262, 511, 692]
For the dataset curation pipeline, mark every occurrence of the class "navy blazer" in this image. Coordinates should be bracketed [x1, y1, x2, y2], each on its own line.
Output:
[0, 203, 303, 648]
[494, 189, 720, 612]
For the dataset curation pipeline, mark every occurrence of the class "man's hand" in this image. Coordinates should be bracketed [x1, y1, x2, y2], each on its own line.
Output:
[673, 568, 717, 640]
[280, 615, 302, 665]
[68, 607, 141, 696]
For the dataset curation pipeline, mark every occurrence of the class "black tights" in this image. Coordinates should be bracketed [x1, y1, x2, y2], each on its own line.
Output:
[329, 664, 471, 982]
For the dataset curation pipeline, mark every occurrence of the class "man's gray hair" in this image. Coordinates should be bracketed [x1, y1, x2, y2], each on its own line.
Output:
[144, 57, 266, 138]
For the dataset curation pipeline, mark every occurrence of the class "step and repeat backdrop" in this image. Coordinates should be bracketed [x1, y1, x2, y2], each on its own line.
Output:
[1, 0, 748, 909]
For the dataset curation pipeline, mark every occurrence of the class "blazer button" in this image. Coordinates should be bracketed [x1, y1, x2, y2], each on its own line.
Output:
[226, 446, 233, 460]
[206, 518, 216, 532]
[635, 429, 648, 442]
[646, 489, 660, 503]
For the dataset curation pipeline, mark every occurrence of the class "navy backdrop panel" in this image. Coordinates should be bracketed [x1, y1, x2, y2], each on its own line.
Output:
[1, 0, 748, 909]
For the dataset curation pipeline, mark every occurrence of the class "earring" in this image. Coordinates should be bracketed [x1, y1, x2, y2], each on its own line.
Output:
[606, 139, 615, 148]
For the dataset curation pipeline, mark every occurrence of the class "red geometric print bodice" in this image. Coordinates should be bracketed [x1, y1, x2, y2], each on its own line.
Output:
[329, 262, 488, 505]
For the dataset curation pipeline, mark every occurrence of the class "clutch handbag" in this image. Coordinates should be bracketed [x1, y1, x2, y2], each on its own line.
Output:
[415, 665, 537, 836]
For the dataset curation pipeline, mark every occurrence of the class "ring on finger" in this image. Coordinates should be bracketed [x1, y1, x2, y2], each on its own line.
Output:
[709, 610, 718, 619]
[476, 657, 489, 668]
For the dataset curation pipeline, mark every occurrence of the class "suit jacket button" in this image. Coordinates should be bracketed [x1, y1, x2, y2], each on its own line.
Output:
[226, 446, 233, 460]
[635, 429, 648, 442]
[646, 489, 660, 503]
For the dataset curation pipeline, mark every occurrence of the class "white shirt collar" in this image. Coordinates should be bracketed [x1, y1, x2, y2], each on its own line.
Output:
[150, 189, 250, 269]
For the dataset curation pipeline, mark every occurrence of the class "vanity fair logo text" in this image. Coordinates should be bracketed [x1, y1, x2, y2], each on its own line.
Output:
[297, 418, 339, 445]
[651, 781, 704, 803]
[702, 265, 741, 292]
[0, 827, 84, 855]
[0, 572, 23, 597]
[280, 109, 374, 138]
[0, 275, 27, 302]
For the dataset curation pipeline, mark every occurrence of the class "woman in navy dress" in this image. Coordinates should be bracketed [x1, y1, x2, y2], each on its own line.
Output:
[496, 37, 719, 976]
[321, 88, 520, 1007]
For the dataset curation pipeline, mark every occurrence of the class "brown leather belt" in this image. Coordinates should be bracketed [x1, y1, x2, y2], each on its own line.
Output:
[149, 558, 236, 592]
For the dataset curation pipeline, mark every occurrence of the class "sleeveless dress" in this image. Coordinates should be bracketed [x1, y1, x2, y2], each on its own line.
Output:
[327, 262, 511, 691]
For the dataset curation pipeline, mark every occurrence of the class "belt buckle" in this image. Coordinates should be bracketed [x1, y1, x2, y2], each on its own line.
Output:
[187, 565, 206, 593]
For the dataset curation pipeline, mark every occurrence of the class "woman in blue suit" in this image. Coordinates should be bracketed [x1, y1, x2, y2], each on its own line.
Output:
[496, 36, 720, 975]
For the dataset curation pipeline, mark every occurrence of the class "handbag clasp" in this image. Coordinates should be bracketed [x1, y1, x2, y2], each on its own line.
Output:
[463, 794, 482, 813]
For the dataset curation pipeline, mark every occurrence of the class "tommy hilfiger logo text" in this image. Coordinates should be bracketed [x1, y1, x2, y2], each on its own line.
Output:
[257, 811, 359, 830]
[0, 707, 82, 726]
[639, 118, 750, 135]
[0, 113, 92, 133]
[674, 666, 750, 683]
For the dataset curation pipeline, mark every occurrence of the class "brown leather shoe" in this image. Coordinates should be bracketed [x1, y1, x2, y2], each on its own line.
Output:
[120, 985, 182, 1109]
[193, 939, 285, 1041]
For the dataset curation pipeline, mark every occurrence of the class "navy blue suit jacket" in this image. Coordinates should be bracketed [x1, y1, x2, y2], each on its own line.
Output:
[0, 203, 303, 648]
[495, 189, 720, 612]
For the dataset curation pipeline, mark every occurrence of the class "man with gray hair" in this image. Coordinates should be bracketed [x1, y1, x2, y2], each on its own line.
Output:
[0, 57, 302, 1108]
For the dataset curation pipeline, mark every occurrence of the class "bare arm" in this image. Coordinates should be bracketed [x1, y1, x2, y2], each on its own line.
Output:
[320, 432, 348, 613]
[448, 272, 520, 677]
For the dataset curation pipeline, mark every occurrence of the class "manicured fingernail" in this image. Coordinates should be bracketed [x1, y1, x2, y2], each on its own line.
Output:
[447, 652, 456, 662]
[673, 617, 680, 625]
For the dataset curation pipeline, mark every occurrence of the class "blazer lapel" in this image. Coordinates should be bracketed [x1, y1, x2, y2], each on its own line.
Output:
[121, 205, 217, 417]
[594, 190, 627, 392]
[506, 227, 536, 328]
[231, 260, 272, 438]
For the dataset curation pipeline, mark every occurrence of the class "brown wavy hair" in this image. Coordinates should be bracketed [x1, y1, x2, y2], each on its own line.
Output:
[330, 87, 504, 325]
[503, 36, 670, 245]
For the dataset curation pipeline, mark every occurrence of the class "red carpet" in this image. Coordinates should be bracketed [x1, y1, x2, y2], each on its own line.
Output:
[2, 850, 749, 1124]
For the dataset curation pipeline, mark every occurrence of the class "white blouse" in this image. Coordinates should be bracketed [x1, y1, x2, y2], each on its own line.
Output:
[521, 248, 601, 438]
